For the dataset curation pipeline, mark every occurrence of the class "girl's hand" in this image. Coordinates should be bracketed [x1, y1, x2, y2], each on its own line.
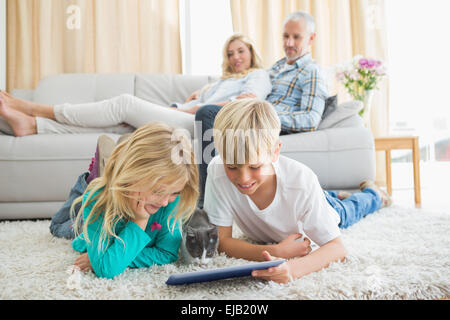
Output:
[251, 251, 293, 284]
[129, 192, 150, 229]
[276, 233, 312, 259]
[74, 253, 93, 273]
[185, 90, 200, 102]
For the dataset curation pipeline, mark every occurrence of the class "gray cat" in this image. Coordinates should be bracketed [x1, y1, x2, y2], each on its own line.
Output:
[180, 208, 219, 265]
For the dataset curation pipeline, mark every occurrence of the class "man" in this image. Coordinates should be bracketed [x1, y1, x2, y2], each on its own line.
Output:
[195, 11, 328, 207]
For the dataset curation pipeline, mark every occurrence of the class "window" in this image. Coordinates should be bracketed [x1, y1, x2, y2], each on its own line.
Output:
[386, 0, 450, 162]
[179, 0, 233, 76]
[385, 0, 450, 209]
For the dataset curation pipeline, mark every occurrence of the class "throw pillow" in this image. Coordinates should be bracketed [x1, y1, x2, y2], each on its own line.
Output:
[318, 99, 363, 130]
[321, 95, 338, 120]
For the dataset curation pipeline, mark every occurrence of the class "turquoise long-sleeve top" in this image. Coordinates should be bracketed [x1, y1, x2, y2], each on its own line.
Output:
[72, 189, 182, 279]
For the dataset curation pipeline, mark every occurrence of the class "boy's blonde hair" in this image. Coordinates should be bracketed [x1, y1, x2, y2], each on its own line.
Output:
[72, 122, 199, 250]
[213, 99, 281, 166]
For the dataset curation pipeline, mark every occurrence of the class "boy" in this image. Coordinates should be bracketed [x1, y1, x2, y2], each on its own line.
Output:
[203, 99, 391, 283]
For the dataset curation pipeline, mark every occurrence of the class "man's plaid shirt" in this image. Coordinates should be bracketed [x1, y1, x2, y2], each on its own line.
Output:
[267, 53, 328, 133]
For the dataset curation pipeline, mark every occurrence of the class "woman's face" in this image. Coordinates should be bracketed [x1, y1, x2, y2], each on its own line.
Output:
[227, 39, 252, 73]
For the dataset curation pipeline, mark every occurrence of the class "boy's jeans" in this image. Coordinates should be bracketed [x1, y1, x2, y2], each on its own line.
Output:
[49, 172, 88, 239]
[324, 188, 382, 229]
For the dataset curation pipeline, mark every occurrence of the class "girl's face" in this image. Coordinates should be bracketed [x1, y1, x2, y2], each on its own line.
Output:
[132, 182, 185, 215]
[227, 40, 252, 73]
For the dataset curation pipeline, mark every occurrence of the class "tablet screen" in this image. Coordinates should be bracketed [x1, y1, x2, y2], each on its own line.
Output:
[166, 259, 286, 285]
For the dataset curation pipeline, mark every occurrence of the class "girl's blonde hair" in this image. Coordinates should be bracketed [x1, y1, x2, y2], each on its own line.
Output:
[213, 98, 281, 166]
[221, 33, 264, 79]
[71, 122, 199, 250]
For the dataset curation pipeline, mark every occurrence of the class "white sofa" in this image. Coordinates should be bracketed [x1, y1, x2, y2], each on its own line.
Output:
[0, 73, 375, 220]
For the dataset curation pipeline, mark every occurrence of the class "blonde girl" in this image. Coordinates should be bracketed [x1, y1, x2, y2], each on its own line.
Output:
[71, 122, 198, 279]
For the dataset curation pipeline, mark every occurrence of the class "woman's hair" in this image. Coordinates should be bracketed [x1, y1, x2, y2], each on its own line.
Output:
[71, 122, 199, 250]
[213, 98, 281, 166]
[221, 33, 264, 79]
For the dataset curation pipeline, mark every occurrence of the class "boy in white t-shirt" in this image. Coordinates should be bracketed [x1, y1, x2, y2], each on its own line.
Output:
[203, 98, 391, 283]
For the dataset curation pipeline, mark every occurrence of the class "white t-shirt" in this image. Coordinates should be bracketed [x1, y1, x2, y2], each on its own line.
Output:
[203, 155, 341, 247]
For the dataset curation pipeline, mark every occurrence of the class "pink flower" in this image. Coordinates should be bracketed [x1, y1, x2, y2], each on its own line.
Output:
[150, 221, 161, 232]
[359, 58, 369, 69]
[336, 72, 345, 80]
[367, 59, 376, 68]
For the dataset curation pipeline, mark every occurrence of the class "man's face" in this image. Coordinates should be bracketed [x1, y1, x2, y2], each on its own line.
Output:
[283, 19, 315, 64]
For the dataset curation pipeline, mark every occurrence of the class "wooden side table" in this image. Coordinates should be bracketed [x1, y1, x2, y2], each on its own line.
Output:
[374, 136, 421, 207]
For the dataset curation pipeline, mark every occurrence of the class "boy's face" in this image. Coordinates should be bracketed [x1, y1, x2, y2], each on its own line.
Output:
[223, 143, 281, 196]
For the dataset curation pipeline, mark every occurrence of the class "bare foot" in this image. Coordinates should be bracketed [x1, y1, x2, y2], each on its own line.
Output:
[0, 95, 37, 136]
[0, 90, 36, 116]
[359, 180, 392, 208]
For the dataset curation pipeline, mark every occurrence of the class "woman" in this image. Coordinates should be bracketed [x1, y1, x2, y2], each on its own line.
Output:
[0, 33, 271, 138]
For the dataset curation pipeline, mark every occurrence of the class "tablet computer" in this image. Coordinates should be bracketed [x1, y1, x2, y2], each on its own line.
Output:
[166, 259, 286, 285]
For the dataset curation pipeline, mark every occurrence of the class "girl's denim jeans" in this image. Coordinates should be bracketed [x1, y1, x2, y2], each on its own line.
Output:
[49, 172, 88, 239]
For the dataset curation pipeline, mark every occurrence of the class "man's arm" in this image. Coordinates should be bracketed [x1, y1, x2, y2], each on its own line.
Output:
[277, 68, 328, 132]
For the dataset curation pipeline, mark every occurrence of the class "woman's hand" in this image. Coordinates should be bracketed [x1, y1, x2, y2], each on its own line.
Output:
[236, 92, 257, 99]
[276, 233, 312, 259]
[185, 90, 200, 103]
[178, 105, 201, 114]
[251, 251, 294, 284]
[74, 253, 93, 273]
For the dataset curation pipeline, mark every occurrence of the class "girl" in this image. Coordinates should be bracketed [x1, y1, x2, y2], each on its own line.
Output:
[0, 33, 271, 137]
[71, 122, 198, 279]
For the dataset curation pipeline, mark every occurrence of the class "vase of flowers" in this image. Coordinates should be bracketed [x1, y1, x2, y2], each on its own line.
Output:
[336, 55, 386, 126]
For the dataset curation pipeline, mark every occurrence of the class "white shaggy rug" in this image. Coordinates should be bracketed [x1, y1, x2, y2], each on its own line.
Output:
[0, 205, 449, 300]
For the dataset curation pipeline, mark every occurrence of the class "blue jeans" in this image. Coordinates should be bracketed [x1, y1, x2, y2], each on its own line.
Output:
[195, 104, 222, 208]
[49, 172, 88, 239]
[324, 188, 382, 229]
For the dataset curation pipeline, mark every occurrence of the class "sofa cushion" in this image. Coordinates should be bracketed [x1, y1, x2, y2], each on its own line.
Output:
[135, 74, 214, 107]
[0, 117, 13, 135]
[318, 100, 363, 130]
[0, 133, 121, 202]
[280, 126, 375, 189]
[33, 74, 135, 105]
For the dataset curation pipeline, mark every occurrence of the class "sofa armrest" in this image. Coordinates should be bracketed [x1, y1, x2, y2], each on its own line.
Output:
[11, 89, 34, 101]
[0, 117, 13, 135]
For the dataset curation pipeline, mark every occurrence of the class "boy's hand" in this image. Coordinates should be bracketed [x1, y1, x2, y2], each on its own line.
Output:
[251, 251, 293, 284]
[74, 253, 93, 273]
[277, 233, 312, 258]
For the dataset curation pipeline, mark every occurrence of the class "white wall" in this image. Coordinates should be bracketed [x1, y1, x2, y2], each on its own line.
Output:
[0, 0, 6, 90]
